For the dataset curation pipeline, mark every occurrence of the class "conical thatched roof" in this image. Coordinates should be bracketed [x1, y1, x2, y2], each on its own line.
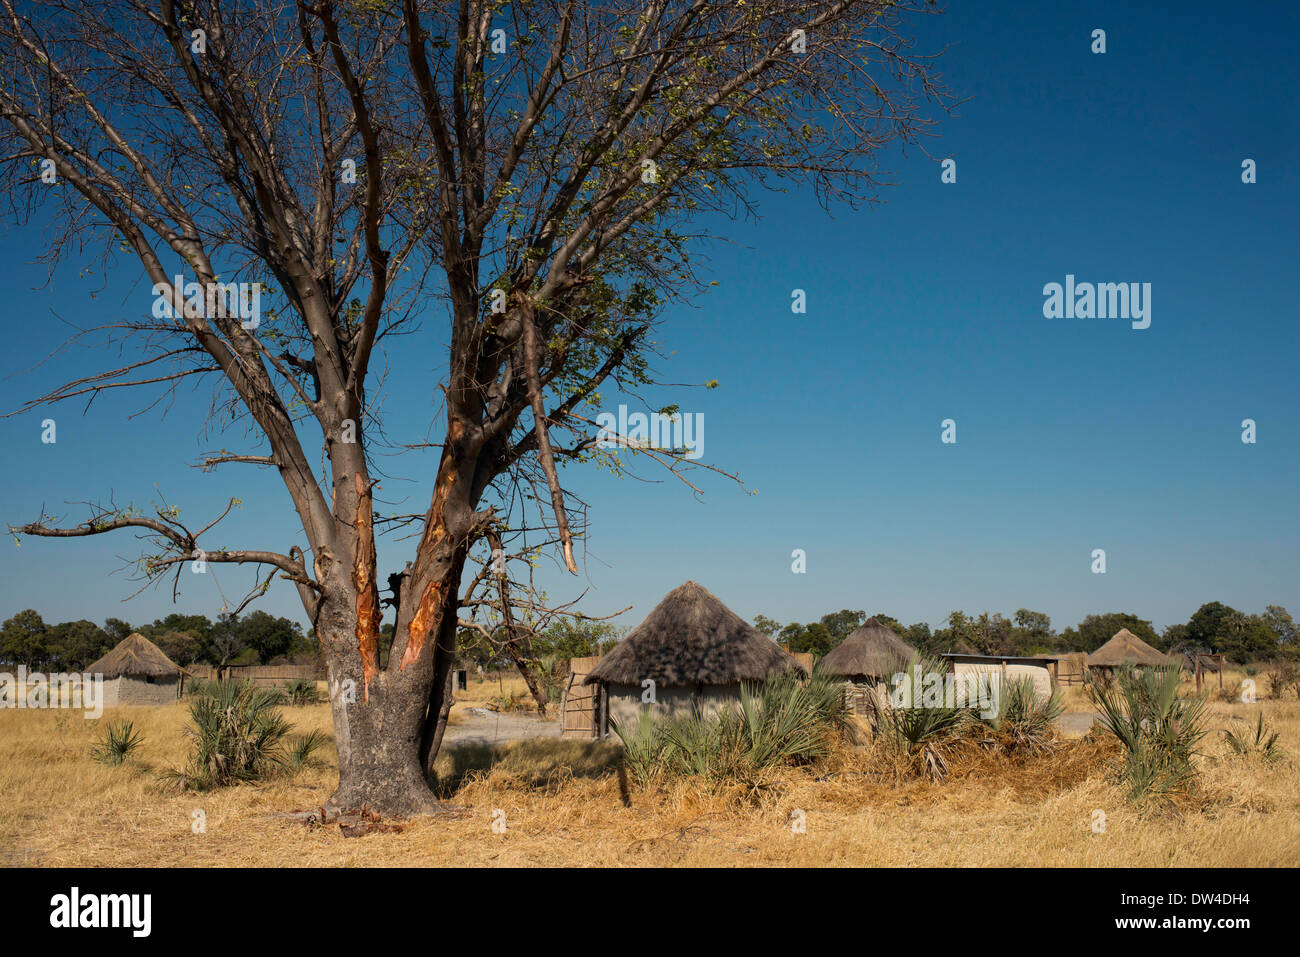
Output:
[86, 632, 182, 678]
[1086, 628, 1174, 668]
[815, 618, 917, 679]
[584, 581, 801, 686]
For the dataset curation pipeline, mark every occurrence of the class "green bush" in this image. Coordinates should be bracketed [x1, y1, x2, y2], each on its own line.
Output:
[985, 676, 1064, 753]
[612, 673, 849, 790]
[1089, 665, 1208, 802]
[91, 720, 144, 767]
[861, 655, 970, 779]
[283, 678, 322, 706]
[161, 680, 324, 790]
[1222, 713, 1282, 763]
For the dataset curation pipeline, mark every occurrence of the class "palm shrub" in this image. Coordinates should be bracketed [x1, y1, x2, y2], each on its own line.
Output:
[734, 672, 849, 768]
[90, 720, 144, 766]
[1088, 665, 1209, 802]
[1222, 713, 1282, 762]
[863, 655, 970, 779]
[283, 678, 322, 706]
[286, 729, 329, 769]
[612, 708, 662, 786]
[660, 706, 733, 781]
[162, 680, 324, 790]
[611, 673, 849, 788]
[184, 677, 216, 698]
[983, 676, 1064, 753]
[532, 654, 566, 706]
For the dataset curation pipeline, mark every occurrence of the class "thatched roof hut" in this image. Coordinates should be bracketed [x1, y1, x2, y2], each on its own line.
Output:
[585, 581, 800, 688]
[1086, 628, 1175, 670]
[87, 632, 183, 678]
[582, 581, 800, 736]
[815, 618, 916, 680]
[87, 633, 184, 706]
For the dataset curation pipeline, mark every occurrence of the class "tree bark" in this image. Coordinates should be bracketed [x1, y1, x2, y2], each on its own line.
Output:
[315, 428, 478, 818]
[320, 587, 454, 818]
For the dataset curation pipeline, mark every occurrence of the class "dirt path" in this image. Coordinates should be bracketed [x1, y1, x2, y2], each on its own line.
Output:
[444, 707, 561, 746]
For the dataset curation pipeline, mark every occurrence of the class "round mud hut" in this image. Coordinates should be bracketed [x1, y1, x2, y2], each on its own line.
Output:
[583, 581, 803, 736]
[1086, 628, 1177, 679]
[814, 617, 917, 715]
[86, 632, 184, 706]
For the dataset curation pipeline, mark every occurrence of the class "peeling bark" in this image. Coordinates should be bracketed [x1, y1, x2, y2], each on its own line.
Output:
[353, 472, 381, 700]
[401, 422, 466, 669]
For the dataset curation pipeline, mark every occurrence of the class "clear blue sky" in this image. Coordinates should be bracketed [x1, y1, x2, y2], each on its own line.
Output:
[1, 0, 1296, 637]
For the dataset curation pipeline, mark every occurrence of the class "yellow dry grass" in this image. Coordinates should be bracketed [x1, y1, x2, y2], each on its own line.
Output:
[454, 673, 534, 711]
[2, 681, 1298, 867]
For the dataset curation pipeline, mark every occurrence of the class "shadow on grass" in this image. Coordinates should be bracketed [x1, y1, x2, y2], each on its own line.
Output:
[430, 738, 624, 798]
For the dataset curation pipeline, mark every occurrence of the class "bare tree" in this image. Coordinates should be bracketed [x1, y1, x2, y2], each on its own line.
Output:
[0, 0, 949, 817]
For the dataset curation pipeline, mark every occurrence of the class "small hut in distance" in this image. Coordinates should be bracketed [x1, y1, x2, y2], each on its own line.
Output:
[1086, 628, 1177, 678]
[86, 633, 184, 706]
[583, 581, 803, 736]
[814, 618, 917, 714]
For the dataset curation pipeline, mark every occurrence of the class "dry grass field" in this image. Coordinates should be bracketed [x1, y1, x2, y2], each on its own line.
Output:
[2, 672, 1298, 867]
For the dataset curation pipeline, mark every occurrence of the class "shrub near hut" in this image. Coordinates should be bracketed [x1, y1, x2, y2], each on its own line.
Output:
[614, 672, 849, 794]
[160, 681, 325, 790]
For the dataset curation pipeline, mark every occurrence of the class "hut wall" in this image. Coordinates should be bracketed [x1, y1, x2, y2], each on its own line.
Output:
[114, 676, 180, 706]
[100, 677, 121, 708]
[603, 682, 744, 733]
[951, 661, 1053, 702]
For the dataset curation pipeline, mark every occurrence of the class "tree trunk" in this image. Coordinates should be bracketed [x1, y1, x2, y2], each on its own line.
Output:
[314, 417, 478, 818]
[418, 576, 465, 773]
[502, 637, 550, 716]
[326, 669, 440, 817]
[318, 581, 461, 818]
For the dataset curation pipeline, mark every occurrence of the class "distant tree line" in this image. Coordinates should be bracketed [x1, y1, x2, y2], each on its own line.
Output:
[754, 602, 1298, 665]
[359, 616, 622, 673]
[8, 600, 1290, 672]
[449, 618, 622, 671]
[0, 609, 315, 671]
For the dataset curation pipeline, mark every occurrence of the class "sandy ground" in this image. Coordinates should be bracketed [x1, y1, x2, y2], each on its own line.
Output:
[3, 678, 1297, 868]
[446, 707, 561, 745]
